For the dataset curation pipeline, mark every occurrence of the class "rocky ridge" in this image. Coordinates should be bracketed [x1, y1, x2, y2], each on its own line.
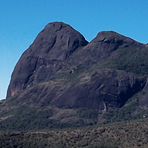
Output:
[1, 22, 148, 130]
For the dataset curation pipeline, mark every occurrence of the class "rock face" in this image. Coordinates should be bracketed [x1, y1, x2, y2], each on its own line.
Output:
[5, 22, 148, 128]
[67, 31, 144, 68]
[51, 69, 146, 110]
[7, 22, 88, 97]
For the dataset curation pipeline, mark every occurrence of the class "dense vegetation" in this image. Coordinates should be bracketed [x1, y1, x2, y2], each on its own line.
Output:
[0, 105, 100, 131]
[99, 46, 148, 75]
[0, 107, 74, 131]
[1, 118, 148, 148]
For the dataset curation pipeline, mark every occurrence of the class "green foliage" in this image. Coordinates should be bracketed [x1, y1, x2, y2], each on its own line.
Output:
[0, 106, 98, 131]
[104, 91, 146, 123]
[0, 107, 69, 131]
[0, 132, 49, 148]
[77, 108, 98, 119]
[1, 118, 148, 147]
[99, 46, 148, 75]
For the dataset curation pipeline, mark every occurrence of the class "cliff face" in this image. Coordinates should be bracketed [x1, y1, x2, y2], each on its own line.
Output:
[7, 22, 88, 98]
[3, 22, 148, 130]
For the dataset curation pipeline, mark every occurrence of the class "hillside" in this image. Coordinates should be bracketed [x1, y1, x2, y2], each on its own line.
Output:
[1, 118, 148, 148]
[1, 21, 148, 130]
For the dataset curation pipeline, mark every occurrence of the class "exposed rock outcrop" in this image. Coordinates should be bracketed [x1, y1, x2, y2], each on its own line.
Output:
[51, 68, 146, 110]
[4, 22, 148, 130]
[7, 22, 88, 98]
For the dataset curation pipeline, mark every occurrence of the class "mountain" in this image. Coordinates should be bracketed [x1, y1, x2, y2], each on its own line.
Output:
[7, 22, 88, 98]
[1, 22, 148, 130]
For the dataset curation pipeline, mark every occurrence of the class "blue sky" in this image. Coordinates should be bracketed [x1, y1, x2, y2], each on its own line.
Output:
[0, 0, 148, 100]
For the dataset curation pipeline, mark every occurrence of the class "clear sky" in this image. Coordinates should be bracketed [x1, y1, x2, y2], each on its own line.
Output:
[0, 0, 148, 100]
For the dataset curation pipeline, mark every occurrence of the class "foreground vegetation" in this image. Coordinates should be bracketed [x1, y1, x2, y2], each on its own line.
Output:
[1, 118, 148, 148]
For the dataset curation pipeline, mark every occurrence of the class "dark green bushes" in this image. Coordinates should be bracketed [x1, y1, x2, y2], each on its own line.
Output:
[99, 46, 148, 75]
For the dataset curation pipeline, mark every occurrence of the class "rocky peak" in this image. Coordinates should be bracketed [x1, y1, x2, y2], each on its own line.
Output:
[7, 22, 88, 98]
[95, 31, 144, 47]
[28, 21, 88, 59]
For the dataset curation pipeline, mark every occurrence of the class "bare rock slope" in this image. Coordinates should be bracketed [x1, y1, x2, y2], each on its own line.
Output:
[7, 22, 88, 98]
